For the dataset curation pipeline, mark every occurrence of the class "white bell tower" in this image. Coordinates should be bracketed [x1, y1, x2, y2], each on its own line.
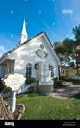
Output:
[19, 19, 28, 45]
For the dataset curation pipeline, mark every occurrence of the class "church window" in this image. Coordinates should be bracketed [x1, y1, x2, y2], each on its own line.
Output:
[26, 63, 32, 79]
[49, 64, 54, 77]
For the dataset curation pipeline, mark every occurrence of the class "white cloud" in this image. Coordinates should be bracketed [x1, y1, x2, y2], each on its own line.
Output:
[0, 53, 3, 57]
[0, 34, 19, 46]
[0, 34, 19, 58]
[11, 34, 14, 38]
[65, 33, 75, 40]
[4, 38, 14, 44]
[0, 45, 6, 57]
[0, 46, 5, 52]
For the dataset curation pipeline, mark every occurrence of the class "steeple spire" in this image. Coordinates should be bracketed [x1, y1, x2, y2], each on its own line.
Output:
[19, 19, 28, 44]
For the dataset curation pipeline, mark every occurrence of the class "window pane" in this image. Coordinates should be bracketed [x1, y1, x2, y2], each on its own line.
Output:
[49, 64, 54, 77]
[26, 63, 32, 78]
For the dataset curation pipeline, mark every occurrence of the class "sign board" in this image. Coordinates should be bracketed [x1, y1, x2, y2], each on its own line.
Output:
[2, 73, 26, 92]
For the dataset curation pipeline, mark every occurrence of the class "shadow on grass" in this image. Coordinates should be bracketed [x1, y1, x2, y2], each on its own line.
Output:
[26, 92, 47, 97]
[16, 92, 47, 98]
[70, 93, 80, 99]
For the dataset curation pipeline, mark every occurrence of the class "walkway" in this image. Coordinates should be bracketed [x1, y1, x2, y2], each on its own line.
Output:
[46, 86, 80, 99]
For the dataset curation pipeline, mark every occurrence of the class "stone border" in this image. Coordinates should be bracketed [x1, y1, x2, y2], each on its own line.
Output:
[13, 104, 25, 120]
[39, 85, 53, 92]
[17, 104, 25, 120]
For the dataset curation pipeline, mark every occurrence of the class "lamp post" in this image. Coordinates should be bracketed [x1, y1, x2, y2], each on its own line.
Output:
[58, 66, 61, 79]
[10, 91, 16, 112]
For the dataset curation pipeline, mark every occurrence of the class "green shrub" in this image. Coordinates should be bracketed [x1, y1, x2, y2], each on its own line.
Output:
[28, 86, 34, 93]
[59, 76, 66, 80]
[0, 84, 4, 93]
[54, 77, 62, 88]
[25, 77, 36, 93]
[58, 80, 63, 86]
[60, 77, 80, 84]
[0, 77, 4, 93]
[54, 77, 58, 88]
[3, 87, 11, 93]
[25, 77, 36, 85]
[30, 77, 36, 84]
[72, 79, 80, 84]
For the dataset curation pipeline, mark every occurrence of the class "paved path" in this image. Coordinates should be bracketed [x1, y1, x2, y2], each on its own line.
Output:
[46, 86, 80, 99]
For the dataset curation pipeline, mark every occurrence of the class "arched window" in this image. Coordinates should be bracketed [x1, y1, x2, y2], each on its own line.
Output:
[26, 63, 32, 79]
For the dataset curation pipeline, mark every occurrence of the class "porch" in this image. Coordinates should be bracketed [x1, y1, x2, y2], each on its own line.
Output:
[0, 59, 15, 78]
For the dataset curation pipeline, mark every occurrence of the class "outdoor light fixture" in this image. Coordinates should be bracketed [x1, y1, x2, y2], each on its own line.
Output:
[35, 63, 39, 69]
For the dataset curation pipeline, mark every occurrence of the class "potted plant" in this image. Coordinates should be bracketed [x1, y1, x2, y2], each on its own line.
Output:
[30, 77, 36, 92]
[27, 77, 36, 93]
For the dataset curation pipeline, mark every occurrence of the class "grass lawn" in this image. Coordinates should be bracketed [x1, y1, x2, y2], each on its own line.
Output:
[15, 93, 80, 120]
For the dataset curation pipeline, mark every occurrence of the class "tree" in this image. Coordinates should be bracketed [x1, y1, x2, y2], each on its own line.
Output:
[62, 38, 75, 65]
[73, 24, 80, 41]
[72, 25, 80, 74]
[54, 39, 74, 65]
[68, 62, 75, 67]
[54, 39, 80, 74]
[54, 24, 80, 75]
[54, 41, 67, 65]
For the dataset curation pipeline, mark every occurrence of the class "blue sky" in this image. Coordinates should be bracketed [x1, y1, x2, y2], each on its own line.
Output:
[0, 0, 80, 56]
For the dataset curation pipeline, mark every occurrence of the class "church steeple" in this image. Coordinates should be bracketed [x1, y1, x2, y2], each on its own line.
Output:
[19, 19, 28, 45]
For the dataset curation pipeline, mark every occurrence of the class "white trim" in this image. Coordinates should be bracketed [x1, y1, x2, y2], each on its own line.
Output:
[42, 33, 60, 65]
[0, 32, 60, 65]
[0, 55, 8, 64]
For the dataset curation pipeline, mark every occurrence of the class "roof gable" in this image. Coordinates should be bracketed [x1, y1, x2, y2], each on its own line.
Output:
[0, 31, 60, 64]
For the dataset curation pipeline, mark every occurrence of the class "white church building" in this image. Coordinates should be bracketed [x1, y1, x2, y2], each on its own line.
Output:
[0, 19, 60, 93]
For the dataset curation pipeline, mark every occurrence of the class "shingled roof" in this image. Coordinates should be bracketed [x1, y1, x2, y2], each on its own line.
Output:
[0, 31, 53, 61]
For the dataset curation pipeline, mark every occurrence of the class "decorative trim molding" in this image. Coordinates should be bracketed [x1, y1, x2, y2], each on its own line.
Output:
[36, 49, 48, 59]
